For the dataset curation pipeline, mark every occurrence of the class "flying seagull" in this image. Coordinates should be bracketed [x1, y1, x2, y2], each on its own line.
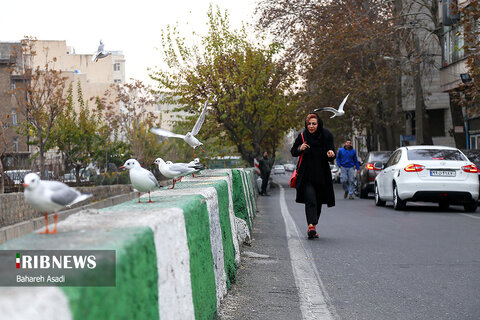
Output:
[314, 94, 350, 118]
[120, 159, 160, 203]
[151, 97, 210, 157]
[23, 173, 92, 234]
[92, 40, 112, 62]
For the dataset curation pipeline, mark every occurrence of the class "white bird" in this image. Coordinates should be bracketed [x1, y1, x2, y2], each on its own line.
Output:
[153, 157, 199, 189]
[120, 159, 160, 203]
[23, 173, 92, 234]
[314, 94, 350, 118]
[150, 97, 210, 157]
[92, 40, 112, 62]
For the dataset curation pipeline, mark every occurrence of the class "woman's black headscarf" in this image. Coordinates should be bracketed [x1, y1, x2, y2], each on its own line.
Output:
[303, 113, 324, 147]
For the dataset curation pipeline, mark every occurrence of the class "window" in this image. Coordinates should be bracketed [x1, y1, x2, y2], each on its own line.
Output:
[114, 79, 122, 83]
[442, 25, 464, 66]
[10, 81, 16, 91]
[407, 149, 466, 161]
[11, 109, 17, 126]
[13, 138, 18, 152]
[386, 150, 401, 168]
[114, 63, 121, 71]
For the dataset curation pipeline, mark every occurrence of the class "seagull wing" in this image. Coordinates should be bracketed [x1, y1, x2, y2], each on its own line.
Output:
[98, 42, 104, 52]
[146, 170, 160, 187]
[337, 93, 350, 112]
[150, 128, 185, 139]
[316, 107, 338, 114]
[43, 181, 83, 206]
[170, 164, 196, 175]
[191, 97, 210, 136]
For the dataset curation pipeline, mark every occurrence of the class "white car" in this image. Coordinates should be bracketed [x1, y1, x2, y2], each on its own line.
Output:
[374, 146, 479, 212]
[273, 165, 286, 175]
[284, 163, 296, 172]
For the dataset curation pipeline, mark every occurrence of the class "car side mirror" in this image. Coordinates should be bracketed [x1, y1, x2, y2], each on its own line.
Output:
[374, 162, 384, 170]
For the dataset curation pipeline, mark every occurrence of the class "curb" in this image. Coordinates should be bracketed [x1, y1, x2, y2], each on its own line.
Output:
[0, 168, 257, 320]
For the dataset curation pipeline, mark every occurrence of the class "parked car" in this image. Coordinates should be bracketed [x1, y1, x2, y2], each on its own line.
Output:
[330, 163, 340, 183]
[358, 151, 392, 198]
[273, 164, 286, 175]
[461, 149, 480, 203]
[374, 146, 479, 212]
[284, 163, 296, 172]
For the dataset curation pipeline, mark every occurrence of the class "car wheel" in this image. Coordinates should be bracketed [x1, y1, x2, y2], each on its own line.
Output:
[438, 201, 450, 211]
[464, 200, 478, 213]
[392, 183, 406, 210]
[374, 184, 386, 206]
[359, 184, 368, 199]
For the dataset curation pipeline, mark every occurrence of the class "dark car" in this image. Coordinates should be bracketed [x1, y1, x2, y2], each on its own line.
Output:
[461, 149, 480, 202]
[358, 151, 392, 198]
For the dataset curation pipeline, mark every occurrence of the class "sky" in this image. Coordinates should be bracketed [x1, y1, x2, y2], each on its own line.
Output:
[1, 0, 259, 85]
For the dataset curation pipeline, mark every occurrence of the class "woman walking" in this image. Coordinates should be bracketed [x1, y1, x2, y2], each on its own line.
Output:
[290, 113, 336, 238]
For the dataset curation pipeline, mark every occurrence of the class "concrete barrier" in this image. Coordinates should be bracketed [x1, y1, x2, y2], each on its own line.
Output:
[0, 168, 257, 320]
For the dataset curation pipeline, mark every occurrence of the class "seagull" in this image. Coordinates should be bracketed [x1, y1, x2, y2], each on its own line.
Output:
[151, 97, 210, 157]
[153, 157, 200, 189]
[314, 94, 350, 118]
[120, 159, 160, 203]
[23, 173, 92, 234]
[92, 40, 112, 62]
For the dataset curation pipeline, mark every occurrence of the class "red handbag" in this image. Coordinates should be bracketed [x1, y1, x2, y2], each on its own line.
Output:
[289, 133, 305, 188]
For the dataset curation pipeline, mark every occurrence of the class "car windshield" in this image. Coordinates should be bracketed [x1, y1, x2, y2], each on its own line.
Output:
[370, 153, 391, 162]
[407, 149, 467, 161]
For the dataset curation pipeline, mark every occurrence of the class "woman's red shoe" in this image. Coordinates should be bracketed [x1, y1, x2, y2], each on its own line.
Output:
[307, 226, 318, 239]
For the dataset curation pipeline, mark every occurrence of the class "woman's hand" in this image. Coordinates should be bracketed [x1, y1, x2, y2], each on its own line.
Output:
[327, 150, 335, 158]
[299, 143, 310, 151]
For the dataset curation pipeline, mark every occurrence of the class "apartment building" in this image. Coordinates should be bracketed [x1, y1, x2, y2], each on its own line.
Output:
[438, 0, 478, 149]
[0, 39, 125, 170]
[398, 0, 455, 147]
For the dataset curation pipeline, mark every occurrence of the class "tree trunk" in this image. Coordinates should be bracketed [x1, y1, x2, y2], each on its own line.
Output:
[0, 159, 4, 194]
[449, 91, 467, 148]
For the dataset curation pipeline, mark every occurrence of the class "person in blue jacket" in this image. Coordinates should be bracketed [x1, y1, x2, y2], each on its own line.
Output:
[337, 138, 360, 199]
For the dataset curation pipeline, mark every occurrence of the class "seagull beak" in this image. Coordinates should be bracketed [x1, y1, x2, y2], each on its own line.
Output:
[119, 166, 125, 170]
[23, 183, 28, 188]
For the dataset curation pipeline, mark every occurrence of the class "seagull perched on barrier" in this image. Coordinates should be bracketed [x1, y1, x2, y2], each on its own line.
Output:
[151, 97, 210, 157]
[23, 173, 92, 234]
[92, 40, 112, 62]
[153, 157, 202, 189]
[120, 159, 160, 203]
[314, 94, 350, 118]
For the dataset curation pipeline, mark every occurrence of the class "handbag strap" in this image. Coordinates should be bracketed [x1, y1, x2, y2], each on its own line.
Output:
[297, 133, 304, 167]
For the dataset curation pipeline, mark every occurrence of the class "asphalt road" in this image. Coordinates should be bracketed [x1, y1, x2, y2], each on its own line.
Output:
[218, 173, 480, 320]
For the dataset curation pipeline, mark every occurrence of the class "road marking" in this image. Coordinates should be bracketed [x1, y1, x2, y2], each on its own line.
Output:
[461, 213, 480, 220]
[279, 185, 335, 320]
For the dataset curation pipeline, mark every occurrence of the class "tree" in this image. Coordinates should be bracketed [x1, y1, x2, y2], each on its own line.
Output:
[256, 0, 404, 151]
[150, 5, 299, 165]
[10, 37, 69, 178]
[52, 81, 108, 184]
[458, 0, 480, 121]
[96, 80, 162, 166]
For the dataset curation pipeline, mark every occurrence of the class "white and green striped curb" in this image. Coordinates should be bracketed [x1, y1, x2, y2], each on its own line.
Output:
[0, 168, 258, 320]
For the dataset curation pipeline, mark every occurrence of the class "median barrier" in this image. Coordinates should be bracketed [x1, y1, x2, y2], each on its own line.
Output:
[0, 168, 257, 320]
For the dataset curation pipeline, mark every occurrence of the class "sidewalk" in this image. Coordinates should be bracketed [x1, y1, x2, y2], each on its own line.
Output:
[217, 188, 302, 319]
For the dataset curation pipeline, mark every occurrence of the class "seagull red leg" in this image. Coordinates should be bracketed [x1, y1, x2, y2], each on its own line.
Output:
[169, 179, 176, 189]
[37, 212, 50, 234]
[50, 213, 58, 234]
[148, 192, 153, 203]
[138, 192, 142, 203]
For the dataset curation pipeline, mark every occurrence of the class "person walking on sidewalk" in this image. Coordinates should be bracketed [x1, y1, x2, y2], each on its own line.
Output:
[336, 138, 360, 200]
[291, 113, 336, 239]
[259, 151, 272, 196]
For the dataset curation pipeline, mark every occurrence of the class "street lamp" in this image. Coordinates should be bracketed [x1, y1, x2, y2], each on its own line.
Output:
[460, 73, 472, 83]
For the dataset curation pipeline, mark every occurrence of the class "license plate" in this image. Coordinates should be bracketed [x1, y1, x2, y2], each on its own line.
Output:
[430, 170, 456, 177]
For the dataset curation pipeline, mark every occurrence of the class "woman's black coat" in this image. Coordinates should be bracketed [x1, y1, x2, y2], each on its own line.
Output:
[290, 126, 336, 206]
